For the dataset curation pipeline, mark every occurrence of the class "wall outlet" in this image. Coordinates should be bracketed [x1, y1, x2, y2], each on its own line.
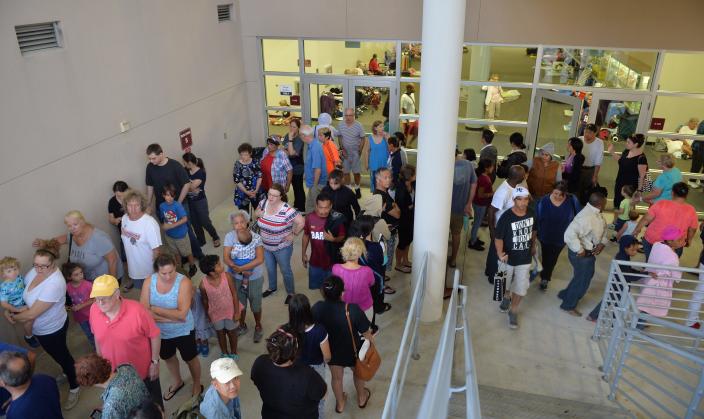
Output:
[223, 132, 228, 139]
[120, 121, 130, 133]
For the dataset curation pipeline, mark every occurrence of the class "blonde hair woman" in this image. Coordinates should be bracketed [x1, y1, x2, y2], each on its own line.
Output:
[331, 237, 375, 320]
[32, 210, 123, 282]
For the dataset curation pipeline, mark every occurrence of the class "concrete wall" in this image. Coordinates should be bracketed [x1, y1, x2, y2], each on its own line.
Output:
[0, 0, 247, 305]
[241, 0, 704, 140]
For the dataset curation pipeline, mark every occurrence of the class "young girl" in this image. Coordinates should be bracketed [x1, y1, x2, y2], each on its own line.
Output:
[0, 257, 38, 347]
[350, 215, 392, 323]
[469, 159, 495, 251]
[199, 255, 240, 359]
[332, 238, 375, 321]
[191, 284, 215, 357]
[613, 185, 635, 236]
[616, 210, 640, 242]
[62, 263, 95, 348]
[288, 294, 331, 419]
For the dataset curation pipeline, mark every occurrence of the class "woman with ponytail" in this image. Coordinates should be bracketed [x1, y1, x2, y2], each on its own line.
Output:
[183, 152, 221, 248]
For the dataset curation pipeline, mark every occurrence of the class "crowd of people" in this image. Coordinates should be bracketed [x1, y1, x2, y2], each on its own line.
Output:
[1, 108, 703, 418]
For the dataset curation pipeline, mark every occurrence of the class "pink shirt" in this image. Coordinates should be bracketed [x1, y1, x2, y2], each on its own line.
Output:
[89, 299, 161, 379]
[332, 264, 374, 311]
[66, 280, 92, 323]
[637, 242, 682, 317]
[644, 200, 698, 244]
[201, 273, 235, 323]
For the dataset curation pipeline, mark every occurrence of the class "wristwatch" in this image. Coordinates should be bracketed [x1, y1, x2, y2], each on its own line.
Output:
[151, 359, 159, 365]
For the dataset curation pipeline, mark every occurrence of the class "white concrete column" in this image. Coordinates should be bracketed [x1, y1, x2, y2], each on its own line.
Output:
[412, 0, 467, 322]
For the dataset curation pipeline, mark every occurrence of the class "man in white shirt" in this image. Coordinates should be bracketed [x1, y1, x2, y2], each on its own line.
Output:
[578, 123, 604, 204]
[558, 192, 608, 316]
[485, 165, 526, 283]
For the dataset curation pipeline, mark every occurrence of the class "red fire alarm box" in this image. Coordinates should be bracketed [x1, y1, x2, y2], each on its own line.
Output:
[290, 95, 300, 106]
[650, 118, 665, 130]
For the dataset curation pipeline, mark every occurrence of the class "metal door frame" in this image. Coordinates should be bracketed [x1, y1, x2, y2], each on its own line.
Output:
[526, 89, 582, 156]
[349, 78, 396, 133]
[589, 92, 652, 137]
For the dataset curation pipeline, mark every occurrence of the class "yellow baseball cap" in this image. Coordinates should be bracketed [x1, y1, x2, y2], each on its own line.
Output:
[90, 275, 119, 298]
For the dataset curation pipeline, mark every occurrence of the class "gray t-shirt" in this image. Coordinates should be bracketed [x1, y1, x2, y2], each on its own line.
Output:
[69, 228, 124, 280]
[337, 120, 366, 151]
[580, 136, 604, 167]
[451, 160, 478, 214]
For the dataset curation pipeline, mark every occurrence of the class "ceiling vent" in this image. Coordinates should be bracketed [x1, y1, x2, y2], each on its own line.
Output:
[15, 22, 62, 55]
[218, 4, 232, 22]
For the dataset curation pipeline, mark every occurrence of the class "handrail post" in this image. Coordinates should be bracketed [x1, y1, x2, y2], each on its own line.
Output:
[685, 370, 704, 419]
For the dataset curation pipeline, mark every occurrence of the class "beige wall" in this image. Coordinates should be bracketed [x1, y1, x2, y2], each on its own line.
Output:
[0, 0, 248, 344]
[241, 0, 704, 140]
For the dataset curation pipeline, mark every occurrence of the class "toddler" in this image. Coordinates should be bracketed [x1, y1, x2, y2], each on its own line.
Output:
[159, 184, 198, 277]
[0, 257, 38, 347]
[613, 185, 635, 234]
[191, 284, 215, 357]
[199, 255, 241, 359]
[62, 263, 95, 348]
[616, 210, 640, 242]
[230, 230, 254, 292]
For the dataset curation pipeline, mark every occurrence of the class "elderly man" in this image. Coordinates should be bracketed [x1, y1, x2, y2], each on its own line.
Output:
[89, 274, 164, 408]
[0, 351, 61, 419]
[558, 193, 609, 316]
[337, 108, 366, 198]
[301, 125, 328, 213]
[200, 357, 243, 419]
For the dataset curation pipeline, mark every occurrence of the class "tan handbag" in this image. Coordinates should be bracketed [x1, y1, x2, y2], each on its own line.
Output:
[346, 304, 381, 381]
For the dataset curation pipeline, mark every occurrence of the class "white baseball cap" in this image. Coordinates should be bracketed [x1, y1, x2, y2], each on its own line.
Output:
[512, 186, 530, 200]
[210, 358, 243, 384]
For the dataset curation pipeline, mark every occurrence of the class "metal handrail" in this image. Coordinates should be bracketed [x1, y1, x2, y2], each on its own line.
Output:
[417, 270, 481, 419]
[381, 251, 428, 419]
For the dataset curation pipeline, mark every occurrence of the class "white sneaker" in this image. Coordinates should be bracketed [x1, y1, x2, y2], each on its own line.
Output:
[64, 388, 80, 410]
[688, 181, 701, 189]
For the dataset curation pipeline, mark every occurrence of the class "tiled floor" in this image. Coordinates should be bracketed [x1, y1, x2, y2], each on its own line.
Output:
[35, 192, 702, 418]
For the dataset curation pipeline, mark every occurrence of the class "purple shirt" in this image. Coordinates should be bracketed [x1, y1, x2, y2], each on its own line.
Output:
[332, 264, 374, 311]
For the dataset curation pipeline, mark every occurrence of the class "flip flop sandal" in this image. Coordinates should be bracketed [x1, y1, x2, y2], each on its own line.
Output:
[358, 388, 371, 408]
[213, 239, 221, 248]
[381, 303, 392, 312]
[163, 381, 185, 401]
[394, 266, 411, 274]
[383, 286, 396, 295]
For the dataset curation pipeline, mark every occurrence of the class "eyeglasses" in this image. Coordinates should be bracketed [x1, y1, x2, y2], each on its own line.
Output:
[268, 193, 281, 198]
[33, 263, 52, 270]
[344, 113, 354, 117]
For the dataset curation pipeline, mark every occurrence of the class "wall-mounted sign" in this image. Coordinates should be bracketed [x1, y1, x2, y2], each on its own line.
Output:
[180, 128, 193, 152]
[279, 84, 293, 96]
[290, 95, 300, 106]
[650, 118, 665, 130]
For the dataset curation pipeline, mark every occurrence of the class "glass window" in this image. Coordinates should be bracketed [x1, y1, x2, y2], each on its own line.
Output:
[461, 46, 536, 83]
[267, 110, 301, 137]
[307, 82, 344, 122]
[262, 39, 300, 73]
[351, 85, 391, 133]
[400, 43, 422, 77]
[539, 48, 657, 90]
[303, 40, 396, 76]
[657, 52, 704, 93]
[650, 96, 704, 133]
[264, 76, 301, 108]
[458, 86, 531, 121]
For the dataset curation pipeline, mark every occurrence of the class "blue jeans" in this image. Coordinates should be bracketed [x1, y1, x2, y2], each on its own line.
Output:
[470, 204, 487, 244]
[78, 320, 95, 349]
[308, 266, 330, 290]
[264, 245, 295, 294]
[188, 198, 219, 246]
[182, 200, 204, 259]
[559, 250, 596, 310]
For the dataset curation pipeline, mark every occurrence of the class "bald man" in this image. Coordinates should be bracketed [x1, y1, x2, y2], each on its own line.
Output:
[337, 108, 366, 198]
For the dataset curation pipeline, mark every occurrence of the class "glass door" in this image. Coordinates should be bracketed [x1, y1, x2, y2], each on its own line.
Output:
[349, 79, 394, 133]
[303, 77, 346, 124]
[588, 93, 650, 142]
[527, 90, 582, 159]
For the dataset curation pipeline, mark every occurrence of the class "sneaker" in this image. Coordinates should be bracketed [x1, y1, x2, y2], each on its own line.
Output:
[476, 239, 485, 246]
[508, 312, 519, 329]
[64, 388, 80, 410]
[23, 335, 40, 348]
[55, 373, 67, 384]
[188, 264, 198, 278]
[688, 181, 701, 189]
[228, 353, 240, 361]
[690, 322, 701, 330]
[236, 324, 248, 336]
[539, 279, 549, 291]
[253, 328, 263, 343]
[467, 241, 485, 251]
[499, 297, 511, 313]
[284, 295, 292, 305]
[262, 288, 277, 298]
[355, 188, 362, 199]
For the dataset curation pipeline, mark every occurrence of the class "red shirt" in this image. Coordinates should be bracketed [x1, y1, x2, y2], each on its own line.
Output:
[260, 154, 274, 190]
[644, 200, 698, 244]
[474, 174, 493, 206]
[66, 280, 92, 323]
[304, 213, 345, 269]
[89, 299, 161, 379]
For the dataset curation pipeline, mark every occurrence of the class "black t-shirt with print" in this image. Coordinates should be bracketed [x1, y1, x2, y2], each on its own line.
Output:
[495, 208, 534, 266]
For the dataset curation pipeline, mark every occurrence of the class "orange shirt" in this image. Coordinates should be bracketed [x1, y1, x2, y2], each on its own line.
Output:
[89, 299, 161, 379]
[322, 140, 340, 174]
